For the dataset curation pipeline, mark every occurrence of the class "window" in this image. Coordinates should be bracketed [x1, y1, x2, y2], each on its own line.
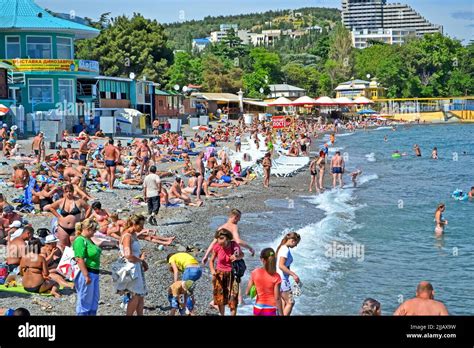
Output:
[111, 92, 117, 99]
[59, 79, 74, 103]
[57, 37, 73, 59]
[100, 91, 106, 99]
[121, 93, 127, 100]
[29, 79, 53, 103]
[27, 36, 52, 58]
[6, 36, 20, 58]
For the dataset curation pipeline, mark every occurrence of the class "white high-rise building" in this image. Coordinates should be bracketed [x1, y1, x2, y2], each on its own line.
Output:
[342, 0, 443, 48]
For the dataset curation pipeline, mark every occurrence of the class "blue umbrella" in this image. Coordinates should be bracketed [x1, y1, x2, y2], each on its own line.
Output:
[357, 109, 377, 115]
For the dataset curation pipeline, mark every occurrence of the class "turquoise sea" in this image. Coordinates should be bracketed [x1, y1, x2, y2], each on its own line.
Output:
[213, 124, 474, 315]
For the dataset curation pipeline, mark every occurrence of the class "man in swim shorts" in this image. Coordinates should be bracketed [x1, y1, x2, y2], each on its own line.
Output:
[103, 138, 120, 190]
[330, 151, 345, 189]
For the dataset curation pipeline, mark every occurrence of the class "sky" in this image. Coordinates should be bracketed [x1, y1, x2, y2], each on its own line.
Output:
[36, 0, 473, 43]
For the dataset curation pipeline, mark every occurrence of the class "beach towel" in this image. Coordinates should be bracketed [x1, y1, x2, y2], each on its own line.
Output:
[0, 284, 54, 296]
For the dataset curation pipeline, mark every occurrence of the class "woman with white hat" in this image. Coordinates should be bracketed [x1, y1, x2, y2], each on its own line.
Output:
[40, 234, 74, 289]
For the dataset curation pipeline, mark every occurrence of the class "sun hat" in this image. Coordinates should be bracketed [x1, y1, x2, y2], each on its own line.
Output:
[11, 125, 17, 131]
[44, 235, 59, 244]
[9, 220, 22, 228]
[9, 228, 24, 240]
[2, 124, 7, 128]
[182, 280, 195, 295]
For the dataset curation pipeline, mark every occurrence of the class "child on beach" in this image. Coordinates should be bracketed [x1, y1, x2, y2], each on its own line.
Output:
[168, 280, 195, 316]
[262, 152, 271, 188]
[350, 169, 362, 188]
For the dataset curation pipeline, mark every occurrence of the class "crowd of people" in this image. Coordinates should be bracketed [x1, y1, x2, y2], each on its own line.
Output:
[0, 115, 457, 317]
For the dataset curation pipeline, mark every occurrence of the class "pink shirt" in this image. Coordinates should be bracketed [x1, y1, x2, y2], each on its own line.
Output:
[212, 241, 241, 272]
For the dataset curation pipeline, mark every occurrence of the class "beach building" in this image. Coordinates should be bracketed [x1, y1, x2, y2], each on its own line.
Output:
[154, 90, 185, 121]
[268, 84, 306, 99]
[335, 79, 385, 100]
[0, 0, 100, 122]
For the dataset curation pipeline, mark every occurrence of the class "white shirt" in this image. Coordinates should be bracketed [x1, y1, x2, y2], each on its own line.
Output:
[143, 173, 161, 198]
[276, 245, 293, 281]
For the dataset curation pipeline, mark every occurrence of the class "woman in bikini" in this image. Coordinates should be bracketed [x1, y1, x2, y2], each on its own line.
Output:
[309, 156, 320, 193]
[434, 203, 448, 235]
[90, 201, 110, 235]
[32, 182, 58, 212]
[20, 239, 61, 297]
[46, 184, 91, 249]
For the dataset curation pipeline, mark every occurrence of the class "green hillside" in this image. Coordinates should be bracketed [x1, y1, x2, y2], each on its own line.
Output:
[163, 7, 341, 51]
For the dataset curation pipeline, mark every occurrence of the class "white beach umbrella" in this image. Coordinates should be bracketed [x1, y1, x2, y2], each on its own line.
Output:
[354, 96, 374, 105]
[267, 97, 293, 106]
[314, 96, 337, 106]
[291, 96, 318, 106]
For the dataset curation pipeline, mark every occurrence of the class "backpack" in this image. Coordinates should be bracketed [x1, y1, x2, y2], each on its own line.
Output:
[232, 259, 246, 283]
[0, 264, 9, 285]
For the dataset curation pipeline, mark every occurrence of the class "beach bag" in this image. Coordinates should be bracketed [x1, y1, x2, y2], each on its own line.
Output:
[0, 264, 8, 285]
[232, 259, 247, 283]
[111, 257, 138, 284]
[56, 246, 80, 281]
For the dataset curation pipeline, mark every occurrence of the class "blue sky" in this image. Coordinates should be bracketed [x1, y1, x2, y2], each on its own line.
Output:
[37, 0, 473, 43]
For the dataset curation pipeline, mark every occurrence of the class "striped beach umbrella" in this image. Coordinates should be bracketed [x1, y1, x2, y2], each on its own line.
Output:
[0, 104, 10, 116]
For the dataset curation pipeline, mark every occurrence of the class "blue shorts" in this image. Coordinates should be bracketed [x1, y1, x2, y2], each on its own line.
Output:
[332, 167, 343, 174]
[221, 175, 231, 183]
[182, 266, 202, 282]
[168, 294, 194, 315]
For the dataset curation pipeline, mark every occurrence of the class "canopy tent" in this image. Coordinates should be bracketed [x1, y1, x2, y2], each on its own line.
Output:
[267, 97, 293, 106]
[354, 96, 374, 105]
[333, 97, 355, 105]
[291, 96, 318, 106]
[0, 104, 11, 116]
[243, 100, 268, 107]
[357, 109, 377, 115]
[314, 96, 337, 106]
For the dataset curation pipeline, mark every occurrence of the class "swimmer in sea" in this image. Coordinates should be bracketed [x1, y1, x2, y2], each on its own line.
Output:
[384, 135, 388, 142]
[468, 186, 474, 199]
[413, 144, 421, 157]
[431, 147, 438, 160]
[434, 203, 447, 235]
[350, 169, 362, 188]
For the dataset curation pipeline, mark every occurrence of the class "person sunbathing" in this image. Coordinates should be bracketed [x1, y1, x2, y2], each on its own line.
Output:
[40, 235, 74, 289]
[11, 164, 30, 189]
[207, 169, 233, 188]
[169, 177, 203, 207]
[89, 201, 110, 234]
[216, 167, 240, 187]
[20, 239, 61, 298]
[137, 228, 176, 246]
[106, 213, 125, 240]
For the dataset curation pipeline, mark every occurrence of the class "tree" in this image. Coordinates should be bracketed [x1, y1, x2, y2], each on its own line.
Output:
[75, 13, 173, 84]
[326, 24, 354, 87]
[211, 29, 249, 61]
[166, 52, 202, 89]
[243, 47, 283, 97]
[401, 33, 469, 97]
[201, 54, 242, 93]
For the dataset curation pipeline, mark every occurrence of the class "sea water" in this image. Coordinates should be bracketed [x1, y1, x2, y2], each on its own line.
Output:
[212, 124, 474, 315]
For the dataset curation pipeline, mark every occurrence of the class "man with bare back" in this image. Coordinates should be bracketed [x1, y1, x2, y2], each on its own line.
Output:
[103, 138, 121, 190]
